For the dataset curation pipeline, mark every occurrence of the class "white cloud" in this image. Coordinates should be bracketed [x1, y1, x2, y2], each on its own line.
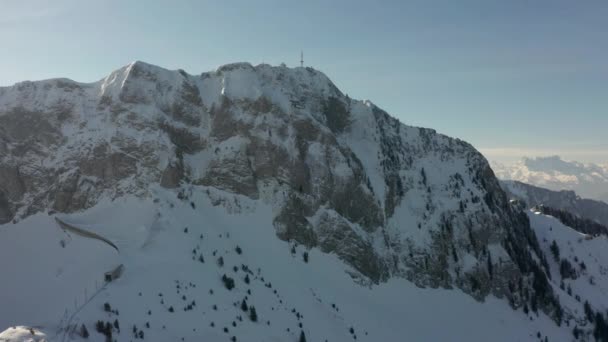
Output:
[479, 147, 608, 165]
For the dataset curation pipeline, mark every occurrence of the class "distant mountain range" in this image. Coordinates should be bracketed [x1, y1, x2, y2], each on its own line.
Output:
[491, 156, 608, 203]
[501, 180, 608, 228]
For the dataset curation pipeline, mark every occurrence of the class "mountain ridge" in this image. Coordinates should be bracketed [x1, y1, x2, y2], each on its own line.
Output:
[0, 61, 588, 340]
[501, 179, 608, 228]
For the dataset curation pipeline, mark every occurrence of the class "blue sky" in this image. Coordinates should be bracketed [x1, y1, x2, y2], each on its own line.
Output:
[1, 0, 606, 163]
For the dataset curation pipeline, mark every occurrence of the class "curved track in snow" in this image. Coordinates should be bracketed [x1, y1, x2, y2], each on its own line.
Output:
[54, 217, 119, 253]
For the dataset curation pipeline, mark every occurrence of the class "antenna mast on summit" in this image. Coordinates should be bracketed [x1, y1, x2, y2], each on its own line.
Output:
[300, 51, 304, 67]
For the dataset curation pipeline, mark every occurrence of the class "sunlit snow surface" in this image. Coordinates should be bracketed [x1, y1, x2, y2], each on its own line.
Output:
[2, 186, 594, 341]
[0, 326, 47, 342]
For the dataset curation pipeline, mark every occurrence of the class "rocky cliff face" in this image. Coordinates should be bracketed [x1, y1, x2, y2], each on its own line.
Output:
[0, 61, 562, 322]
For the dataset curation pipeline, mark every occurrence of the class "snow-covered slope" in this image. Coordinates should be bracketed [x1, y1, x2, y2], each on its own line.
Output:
[528, 210, 608, 341]
[492, 156, 608, 203]
[0, 188, 570, 342]
[1, 61, 602, 341]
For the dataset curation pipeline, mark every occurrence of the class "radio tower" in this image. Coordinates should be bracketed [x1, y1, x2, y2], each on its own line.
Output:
[300, 51, 304, 67]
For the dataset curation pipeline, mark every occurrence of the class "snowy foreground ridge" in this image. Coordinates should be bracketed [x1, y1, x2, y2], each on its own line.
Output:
[0, 62, 607, 341]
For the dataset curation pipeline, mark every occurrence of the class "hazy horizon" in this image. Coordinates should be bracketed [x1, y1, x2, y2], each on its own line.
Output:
[1, 0, 606, 164]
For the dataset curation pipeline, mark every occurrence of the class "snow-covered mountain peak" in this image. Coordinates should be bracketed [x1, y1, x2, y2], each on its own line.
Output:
[0, 61, 580, 340]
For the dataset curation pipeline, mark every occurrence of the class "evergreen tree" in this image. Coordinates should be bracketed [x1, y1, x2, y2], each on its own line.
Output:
[299, 330, 306, 342]
[584, 301, 594, 323]
[421, 168, 427, 186]
[249, 306, 258, 322]
[80, 324, 89, 338]
[487, 253, 493, 278]
[103, 322, 112, 341]
[572, 325, 580, 340]
[241, 299, 248, 312]
[96, 321, 105, 334]
[452, 247, 459, 263]
[550, 240, 560, 262]
[530, 295, 538, 313]
[222, 274, 235, 290]
[595, 312, 608, 341]
[560, 259, 576, 279]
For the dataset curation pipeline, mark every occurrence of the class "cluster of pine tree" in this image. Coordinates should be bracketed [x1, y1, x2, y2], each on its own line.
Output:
[536, 205, 608, 236]
[501, 211, 563, 324]
[582, 301, 608, 341]
[95, 321, 113, 342]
